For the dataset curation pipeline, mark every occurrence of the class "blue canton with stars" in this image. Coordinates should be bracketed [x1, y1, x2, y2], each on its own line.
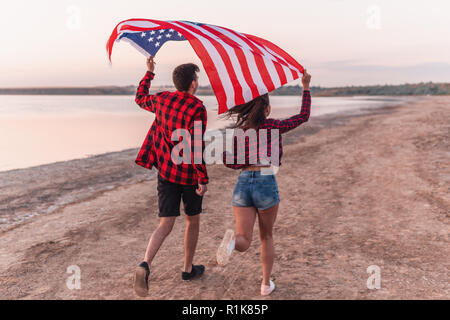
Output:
[119, 28, 186, 57]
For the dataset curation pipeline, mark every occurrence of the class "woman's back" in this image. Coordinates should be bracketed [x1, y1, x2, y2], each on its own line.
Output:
[223, 90, 311, 169]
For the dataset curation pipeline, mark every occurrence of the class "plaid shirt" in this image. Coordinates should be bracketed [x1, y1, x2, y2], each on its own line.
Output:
[223, 90, 311, 169]
[135, 71, 209, 185]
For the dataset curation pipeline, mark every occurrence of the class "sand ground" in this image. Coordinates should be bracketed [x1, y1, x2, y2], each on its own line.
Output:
[0, 96, 448, 299]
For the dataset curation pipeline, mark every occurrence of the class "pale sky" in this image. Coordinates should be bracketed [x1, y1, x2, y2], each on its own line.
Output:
[1, 0, 449, 87]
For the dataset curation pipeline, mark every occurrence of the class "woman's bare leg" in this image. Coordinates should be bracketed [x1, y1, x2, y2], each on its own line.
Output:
[233, 206, 258, 252]
[257, 204, 279, 286]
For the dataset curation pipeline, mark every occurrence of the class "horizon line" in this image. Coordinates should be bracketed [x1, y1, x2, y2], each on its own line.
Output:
[0, 81, 449, 90]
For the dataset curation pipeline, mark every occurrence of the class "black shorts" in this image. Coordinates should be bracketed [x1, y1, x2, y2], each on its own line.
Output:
[157, 174, 203, 217]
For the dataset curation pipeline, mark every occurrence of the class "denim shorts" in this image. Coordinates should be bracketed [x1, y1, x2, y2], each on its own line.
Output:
[232, 170, 280, 210]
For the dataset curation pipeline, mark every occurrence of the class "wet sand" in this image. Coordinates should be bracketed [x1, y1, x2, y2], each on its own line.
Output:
[0, 96, 448, 299]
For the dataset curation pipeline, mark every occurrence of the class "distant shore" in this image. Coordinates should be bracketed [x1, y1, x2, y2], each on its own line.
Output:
[0, 82, 449, 96]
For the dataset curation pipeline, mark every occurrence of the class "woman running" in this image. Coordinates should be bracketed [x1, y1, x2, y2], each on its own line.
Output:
[216, 70, 312, 296]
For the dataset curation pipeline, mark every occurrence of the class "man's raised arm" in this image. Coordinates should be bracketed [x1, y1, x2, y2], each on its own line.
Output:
[135, 56, 158, 112]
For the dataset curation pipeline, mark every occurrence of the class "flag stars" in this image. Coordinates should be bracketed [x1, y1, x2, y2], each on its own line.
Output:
[123, 27, 186, 56]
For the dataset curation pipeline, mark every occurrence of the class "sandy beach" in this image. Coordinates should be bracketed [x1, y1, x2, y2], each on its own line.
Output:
[0, 96, 448, 300]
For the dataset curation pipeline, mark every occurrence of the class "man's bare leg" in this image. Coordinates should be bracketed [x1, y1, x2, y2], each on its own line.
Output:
[183, 214, 200, 273]
[144, 216, 177, 265]
[135, 216, 176, 297]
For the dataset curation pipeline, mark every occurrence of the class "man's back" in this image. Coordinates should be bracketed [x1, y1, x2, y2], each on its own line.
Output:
[154, 90, 205, 142]
[134, 71, 209, 185]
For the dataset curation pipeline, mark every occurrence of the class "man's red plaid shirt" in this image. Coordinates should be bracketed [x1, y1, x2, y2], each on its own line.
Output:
[135, 71, 208, 185]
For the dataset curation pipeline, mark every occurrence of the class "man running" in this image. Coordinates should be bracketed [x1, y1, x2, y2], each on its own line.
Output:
[133, 57, 209, 297]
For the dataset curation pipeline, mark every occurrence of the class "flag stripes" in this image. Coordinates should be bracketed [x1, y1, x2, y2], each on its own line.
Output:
[107, 19, 304, 114]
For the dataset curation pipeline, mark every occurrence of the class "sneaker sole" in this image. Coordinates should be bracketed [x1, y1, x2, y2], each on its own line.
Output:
[134, 266, 148, 297]
[216, 229, 234, 266]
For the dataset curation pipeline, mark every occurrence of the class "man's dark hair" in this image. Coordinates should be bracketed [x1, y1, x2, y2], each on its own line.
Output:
[172, 63, 200, 92]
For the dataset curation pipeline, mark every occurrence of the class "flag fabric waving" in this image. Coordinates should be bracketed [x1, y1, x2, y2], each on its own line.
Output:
[107, 19, 304, 114]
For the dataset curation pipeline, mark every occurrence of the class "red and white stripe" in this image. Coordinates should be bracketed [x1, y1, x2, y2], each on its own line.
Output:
[107, 19, 304, 114]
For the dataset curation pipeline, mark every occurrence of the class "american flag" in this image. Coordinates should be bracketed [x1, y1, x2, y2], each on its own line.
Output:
[107, 19, 304, 114]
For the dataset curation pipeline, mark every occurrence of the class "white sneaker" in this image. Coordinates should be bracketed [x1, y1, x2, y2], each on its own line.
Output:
[216, 229, 235, 266]
[261, 280, 275, 296]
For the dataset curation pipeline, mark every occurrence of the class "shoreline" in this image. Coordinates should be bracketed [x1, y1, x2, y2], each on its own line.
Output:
[0, 94, 409, 173]
[0, 96, 448, 299]
[0, 98, 411, 233]
[0, 94, 410, 174]
[0, 82, 448, 96]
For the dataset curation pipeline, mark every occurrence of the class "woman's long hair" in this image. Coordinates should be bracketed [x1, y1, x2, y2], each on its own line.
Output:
[222, 94, 270, 129]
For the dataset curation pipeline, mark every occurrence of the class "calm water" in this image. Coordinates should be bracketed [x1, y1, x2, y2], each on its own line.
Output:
[0, 95, 406, 172]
